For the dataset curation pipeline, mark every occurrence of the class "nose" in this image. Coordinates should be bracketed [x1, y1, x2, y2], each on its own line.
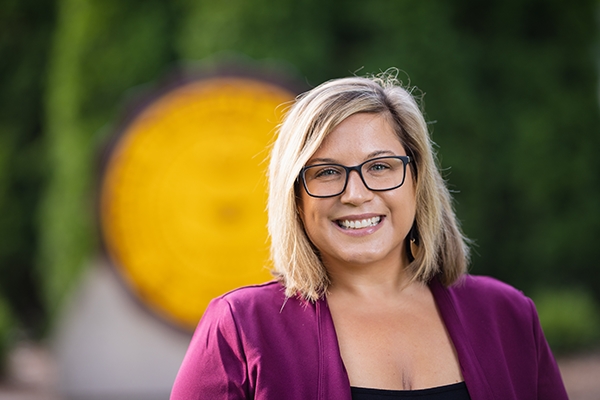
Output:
[340, 170, 374, 204]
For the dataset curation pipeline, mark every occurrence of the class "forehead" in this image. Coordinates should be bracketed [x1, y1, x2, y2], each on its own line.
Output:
[309, 113, 405, 162]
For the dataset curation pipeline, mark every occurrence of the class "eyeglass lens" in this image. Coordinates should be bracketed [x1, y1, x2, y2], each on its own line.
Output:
[302, 156, 407, 197]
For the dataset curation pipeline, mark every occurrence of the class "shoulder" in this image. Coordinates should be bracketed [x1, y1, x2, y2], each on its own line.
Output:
[203, 280, 315, 327]
[218, 280, 286, 302]
[450, 274, 527, 301]
[203, 280, 287, 318]
[440, 274, 535, 324]
[198, 280, 321, 362]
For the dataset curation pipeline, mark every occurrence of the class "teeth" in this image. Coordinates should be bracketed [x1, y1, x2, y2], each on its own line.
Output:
[338, 216, 381, 229]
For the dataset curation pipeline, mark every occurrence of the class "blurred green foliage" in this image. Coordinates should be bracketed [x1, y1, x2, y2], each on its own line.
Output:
[0, 0, 53, 334]
[39, 0, 177, 324]
[0, 295, 14, 375]
[534, 287, 600, 353]
[0, 0, 598, 358]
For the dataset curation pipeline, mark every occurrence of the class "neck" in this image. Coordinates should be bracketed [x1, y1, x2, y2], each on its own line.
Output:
[325, 257, 414, 301]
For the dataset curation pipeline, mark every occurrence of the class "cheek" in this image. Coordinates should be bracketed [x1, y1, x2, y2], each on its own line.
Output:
[407, 192, 417, 224]
[297, 194, 333, 247]
[297, 192, 317, 239]
[299, 202, 319, 236]
[389, 187, 417, 233]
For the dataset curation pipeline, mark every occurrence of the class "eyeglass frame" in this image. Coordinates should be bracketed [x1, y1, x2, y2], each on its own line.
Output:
[299, 155, 412, 198]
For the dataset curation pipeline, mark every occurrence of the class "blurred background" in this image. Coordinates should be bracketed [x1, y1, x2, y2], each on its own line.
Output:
[1, 0, 600, 398]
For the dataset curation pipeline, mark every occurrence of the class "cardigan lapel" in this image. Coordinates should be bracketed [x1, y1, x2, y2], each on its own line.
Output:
[429, 277, 495, 400]
[316, 299, 353, 400]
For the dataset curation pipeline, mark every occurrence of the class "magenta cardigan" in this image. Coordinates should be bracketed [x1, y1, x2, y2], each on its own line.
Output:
[170, 275, 568, 399]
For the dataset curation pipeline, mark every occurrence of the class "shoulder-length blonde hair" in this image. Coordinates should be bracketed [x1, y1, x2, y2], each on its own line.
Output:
[268, 72, 469, 301]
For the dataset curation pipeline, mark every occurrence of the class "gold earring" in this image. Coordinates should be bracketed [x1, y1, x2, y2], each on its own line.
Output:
[410, 237, 419, 259]
[407, 224, 419, 260]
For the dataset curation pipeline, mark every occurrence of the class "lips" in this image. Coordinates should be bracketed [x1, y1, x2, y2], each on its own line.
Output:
[336, 216, 382, 229]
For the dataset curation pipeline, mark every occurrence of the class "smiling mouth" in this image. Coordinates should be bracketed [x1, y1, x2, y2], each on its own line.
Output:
[336, 216, 382, 229]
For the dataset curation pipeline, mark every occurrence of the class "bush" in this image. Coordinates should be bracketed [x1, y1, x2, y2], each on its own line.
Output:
[533, 287, 600, 354]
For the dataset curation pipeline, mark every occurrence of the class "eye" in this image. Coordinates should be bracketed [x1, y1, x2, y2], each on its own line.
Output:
[369, 163, 390, 171]
[313, 166, 342, 178]
[366, 162, 393, 175]
[306, 165, 344, 181]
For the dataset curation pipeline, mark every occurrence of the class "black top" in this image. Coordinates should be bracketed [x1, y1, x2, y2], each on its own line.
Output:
[351, 382, 471, 400]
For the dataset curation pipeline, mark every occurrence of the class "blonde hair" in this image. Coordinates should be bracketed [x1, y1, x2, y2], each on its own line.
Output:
[268, 71, 469, 301]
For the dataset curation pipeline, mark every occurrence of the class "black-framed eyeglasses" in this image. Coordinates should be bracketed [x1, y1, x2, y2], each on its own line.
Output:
[299, 156, 411, 198]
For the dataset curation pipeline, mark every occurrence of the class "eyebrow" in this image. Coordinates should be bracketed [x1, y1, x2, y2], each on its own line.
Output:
[308, 150, 398, 165]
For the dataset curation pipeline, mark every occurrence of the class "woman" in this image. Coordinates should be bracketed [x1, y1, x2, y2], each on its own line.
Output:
[170, 73, 568, 399]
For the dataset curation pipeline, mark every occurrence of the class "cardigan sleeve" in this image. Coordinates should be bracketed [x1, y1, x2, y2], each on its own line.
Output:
[170, 297, 249, 400]
[528, 297, 569, 399]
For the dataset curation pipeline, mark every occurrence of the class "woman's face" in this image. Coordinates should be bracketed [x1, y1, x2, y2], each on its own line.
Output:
[298, 112, 416, 273]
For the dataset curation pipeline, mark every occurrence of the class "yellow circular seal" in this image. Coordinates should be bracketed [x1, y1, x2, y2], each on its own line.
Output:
[100, 76, 295, 330]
